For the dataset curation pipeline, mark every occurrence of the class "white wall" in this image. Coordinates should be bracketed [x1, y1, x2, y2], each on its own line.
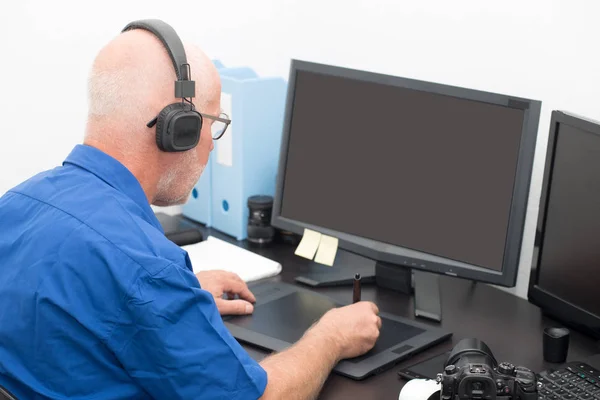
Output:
[1, 0, 599, 298]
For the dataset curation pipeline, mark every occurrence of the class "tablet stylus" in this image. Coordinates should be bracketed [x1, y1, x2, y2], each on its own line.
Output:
[353, 273, 361, 303]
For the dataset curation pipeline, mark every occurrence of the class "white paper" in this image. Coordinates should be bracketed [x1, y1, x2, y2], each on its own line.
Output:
[216, 92, 233, 167]
[183, 236, 282, 282]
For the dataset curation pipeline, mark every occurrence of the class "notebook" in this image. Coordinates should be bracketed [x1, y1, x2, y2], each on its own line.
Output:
[182, 236, 282, 282]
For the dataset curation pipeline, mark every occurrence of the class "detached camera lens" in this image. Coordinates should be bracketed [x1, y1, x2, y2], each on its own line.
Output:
[247, 195, 275, 244]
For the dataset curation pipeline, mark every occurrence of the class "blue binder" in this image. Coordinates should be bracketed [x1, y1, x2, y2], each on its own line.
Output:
[210, 67, 287, 240]
[182, 60, 225, 226]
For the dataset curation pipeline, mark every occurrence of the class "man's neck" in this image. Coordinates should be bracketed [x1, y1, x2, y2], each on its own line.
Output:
[83, 138, 159, 204]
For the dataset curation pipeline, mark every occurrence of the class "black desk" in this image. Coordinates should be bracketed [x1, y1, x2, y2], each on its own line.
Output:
[185, 221, 599, 399]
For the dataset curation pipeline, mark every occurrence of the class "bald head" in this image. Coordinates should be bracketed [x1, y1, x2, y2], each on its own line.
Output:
[86, 28, 220, 138]
[84, 26, 221, 206]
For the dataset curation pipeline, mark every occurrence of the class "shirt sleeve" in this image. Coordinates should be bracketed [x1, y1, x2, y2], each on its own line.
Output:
[108, 262, 267, 400]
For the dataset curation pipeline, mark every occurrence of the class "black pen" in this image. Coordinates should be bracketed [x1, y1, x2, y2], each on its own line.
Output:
[353, 273, 361, 303]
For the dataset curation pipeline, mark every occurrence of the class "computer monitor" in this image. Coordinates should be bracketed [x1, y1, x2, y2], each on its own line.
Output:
[528, 110, 600, 339]
[271, 59, 541, 317]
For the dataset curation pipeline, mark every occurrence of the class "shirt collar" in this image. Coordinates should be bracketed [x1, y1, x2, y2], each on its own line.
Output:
[63, 144, 163, 232]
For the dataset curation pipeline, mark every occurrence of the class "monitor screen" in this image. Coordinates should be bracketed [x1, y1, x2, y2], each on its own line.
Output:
[274, 60, 540, 286]
[533, 113, 600, 319]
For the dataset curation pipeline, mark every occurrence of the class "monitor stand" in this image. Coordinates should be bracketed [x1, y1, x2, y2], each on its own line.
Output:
[294, 249, 377, 287]
[375, 260, 442, 322]
[294, 250, 442, 322]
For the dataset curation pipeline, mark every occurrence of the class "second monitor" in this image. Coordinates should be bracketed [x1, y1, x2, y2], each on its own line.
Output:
[272, 60, 541, 318]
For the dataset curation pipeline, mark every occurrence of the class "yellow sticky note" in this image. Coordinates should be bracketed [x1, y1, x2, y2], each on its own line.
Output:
[314, 235, 339, 266]
[294, 229, 322, 260]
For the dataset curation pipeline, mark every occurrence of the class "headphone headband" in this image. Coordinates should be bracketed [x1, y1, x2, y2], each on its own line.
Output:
[122, 19, 188, 80]
[122, 19, 195, 99]
[121, 19, 201, 152]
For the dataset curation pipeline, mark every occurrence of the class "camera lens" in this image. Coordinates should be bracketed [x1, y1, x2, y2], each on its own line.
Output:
[247, 195, 275, 244]
[248, 196, 272, 224]
[446, 338, 498, 370]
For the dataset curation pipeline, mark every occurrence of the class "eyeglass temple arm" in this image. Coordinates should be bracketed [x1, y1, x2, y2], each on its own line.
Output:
[147, 117, 158, 128]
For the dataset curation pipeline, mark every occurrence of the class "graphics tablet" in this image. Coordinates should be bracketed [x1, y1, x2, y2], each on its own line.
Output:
[223, 281, 452, 380]
[397, 351, 450, 380]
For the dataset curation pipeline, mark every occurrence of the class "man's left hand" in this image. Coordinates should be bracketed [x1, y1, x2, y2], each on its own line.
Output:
[195, 270, 256, 316]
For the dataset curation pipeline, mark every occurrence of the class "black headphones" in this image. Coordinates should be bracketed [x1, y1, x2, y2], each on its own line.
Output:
[121, 19, 203, 152]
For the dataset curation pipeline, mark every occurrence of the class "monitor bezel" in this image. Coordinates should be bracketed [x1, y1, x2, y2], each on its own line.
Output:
[528, 110, 600, 339]
[272, 59, 541, 287]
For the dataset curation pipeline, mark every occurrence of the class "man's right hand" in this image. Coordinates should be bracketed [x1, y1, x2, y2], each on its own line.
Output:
[310, 301, 382, 360]
[259, 301, 382, 399]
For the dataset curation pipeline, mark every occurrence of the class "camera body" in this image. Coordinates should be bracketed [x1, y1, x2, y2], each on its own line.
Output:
[436, 339, 539, 400]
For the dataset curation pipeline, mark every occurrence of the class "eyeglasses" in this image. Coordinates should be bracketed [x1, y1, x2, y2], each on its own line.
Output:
[201, 112, 231, 140]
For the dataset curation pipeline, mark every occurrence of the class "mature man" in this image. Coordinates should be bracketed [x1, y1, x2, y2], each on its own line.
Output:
[0, 21, 381, 399]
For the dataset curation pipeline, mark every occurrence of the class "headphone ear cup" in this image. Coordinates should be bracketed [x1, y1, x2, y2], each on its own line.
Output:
[155, 103, 187, 151]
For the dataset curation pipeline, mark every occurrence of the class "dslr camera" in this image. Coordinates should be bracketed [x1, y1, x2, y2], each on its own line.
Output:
[436, 338, 539, 400]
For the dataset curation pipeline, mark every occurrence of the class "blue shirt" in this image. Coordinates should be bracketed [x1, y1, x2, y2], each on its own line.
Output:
[0, 144, 267, 399]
